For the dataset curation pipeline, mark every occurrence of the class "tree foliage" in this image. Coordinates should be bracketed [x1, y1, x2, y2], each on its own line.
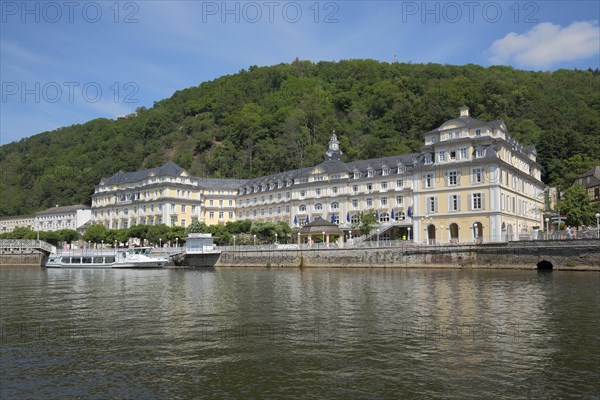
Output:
[558, 184, 598, 227]
[1, 61, 598, 216]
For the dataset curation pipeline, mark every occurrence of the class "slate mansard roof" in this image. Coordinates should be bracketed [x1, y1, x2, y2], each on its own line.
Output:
[97, 161, 247, 191]
[36, 205, 90, 216]
[99, 161, 186, 186]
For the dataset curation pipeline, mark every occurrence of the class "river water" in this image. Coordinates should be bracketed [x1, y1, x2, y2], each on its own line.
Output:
[1, 266, 598, 399]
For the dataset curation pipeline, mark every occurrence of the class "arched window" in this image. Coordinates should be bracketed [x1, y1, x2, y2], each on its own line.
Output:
[314, 203, 322, 211]
[449, 223, 459, 244]
[395, 211, 406, 221]
[299, 205, 307, 212]
[351, 214, 360, 224]
[331, 202, 339, 210]
[380, 212, 390, 223]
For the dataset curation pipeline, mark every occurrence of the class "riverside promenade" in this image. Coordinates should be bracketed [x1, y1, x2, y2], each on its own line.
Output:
[215, 239, 600, 270]
[2, 239, 599, 270]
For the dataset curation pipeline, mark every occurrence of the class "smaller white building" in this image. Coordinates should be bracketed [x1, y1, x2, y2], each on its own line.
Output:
[185, 233, 219, 254]
[35, 205, 92, 232]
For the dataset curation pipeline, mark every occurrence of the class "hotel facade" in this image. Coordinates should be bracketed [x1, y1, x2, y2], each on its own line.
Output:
[91, 161, 244, 230]
[91, 108, 545, 244]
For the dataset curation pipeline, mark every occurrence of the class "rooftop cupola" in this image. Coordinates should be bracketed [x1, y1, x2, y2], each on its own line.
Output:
[459, 106, 470, 118]
[325, 131, 343, 161]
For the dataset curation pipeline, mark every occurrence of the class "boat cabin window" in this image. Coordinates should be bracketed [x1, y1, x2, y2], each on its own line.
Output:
[93, 257, 104, 263]
[82, 257, 92, 263]
[105, 257, 115, 263]
[61, 257, 70, 263]
[71, 257, 81, 263]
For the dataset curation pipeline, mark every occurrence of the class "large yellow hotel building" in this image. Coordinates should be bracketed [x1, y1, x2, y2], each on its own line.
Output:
[92, 161, 244, 229]
[91, 107, 545, 243]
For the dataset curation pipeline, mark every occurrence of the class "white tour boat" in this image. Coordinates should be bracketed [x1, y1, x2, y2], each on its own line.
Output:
[45, 247, 173, 269]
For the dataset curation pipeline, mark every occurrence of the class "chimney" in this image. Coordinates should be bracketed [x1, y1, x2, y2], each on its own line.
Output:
[459, 106, 469, 117]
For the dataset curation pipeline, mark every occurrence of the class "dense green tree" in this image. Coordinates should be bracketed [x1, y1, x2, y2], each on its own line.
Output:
[359, 210, 378, 237]
[83, 224, 108, 243]
[146, 224, 170, 246]
[558, 184, 595, 227]
[186, 220, 207, 234]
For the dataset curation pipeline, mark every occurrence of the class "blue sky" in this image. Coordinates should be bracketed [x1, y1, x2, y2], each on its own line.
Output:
[1, 0, 599, 144]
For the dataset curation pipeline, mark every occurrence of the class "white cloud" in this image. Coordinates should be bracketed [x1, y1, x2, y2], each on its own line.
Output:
[489, 21, 600, 69]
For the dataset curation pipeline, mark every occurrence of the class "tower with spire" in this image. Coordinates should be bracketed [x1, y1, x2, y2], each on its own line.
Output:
[324, 131, 343, 161]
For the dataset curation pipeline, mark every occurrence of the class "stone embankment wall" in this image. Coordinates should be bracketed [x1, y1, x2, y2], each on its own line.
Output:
[216, 240, 600, 270]
[0, 252, 45, 266]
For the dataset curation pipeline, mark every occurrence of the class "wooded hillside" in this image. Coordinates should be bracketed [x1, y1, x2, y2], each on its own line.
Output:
[1, 59, 598, 216]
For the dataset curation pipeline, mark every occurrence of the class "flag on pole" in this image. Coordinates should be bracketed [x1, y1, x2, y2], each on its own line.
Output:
[306, 215, 310, 224]
[390, 209, 395, 220]
[346, 211, 350, 223]
[294, 215, 298, 226]
[331, 213, 336, 223]
[375, 209, 379, 219]
[407, 206, 413, 218]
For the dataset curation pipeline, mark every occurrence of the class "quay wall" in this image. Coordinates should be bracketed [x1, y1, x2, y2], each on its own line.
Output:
[2, 240, 598, 270]
[0, 253, 45, 266]
[215, 240, 600, 270]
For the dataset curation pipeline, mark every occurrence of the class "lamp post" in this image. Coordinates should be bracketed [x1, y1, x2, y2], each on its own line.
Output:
[176, 237, 179, 248]
[545, 217, 550, 240]
[275, 233, 278, 245]
[322, 231, 325, 246]
[101, 240, 104, 253]
[596, 213, 600, 239]
[233, 235, 236, 249]
[407, 227, 411, 241]
[159, 238, 162, 248]
[253, 234, 256, 247]
[473, 223, 478, 243]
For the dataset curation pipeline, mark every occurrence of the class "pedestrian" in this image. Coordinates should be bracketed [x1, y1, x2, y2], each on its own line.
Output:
[566, 226, 572, 240]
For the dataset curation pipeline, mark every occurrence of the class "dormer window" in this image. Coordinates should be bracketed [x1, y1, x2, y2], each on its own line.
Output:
[367, 170, 374, 178]
[396, 161, 405, 174]
[424, 155, 433, 165]
[382, 168, 391, 176]
[475, 129, 481, 136]
[476, 148, 486, 158]
[438, 151, 446, 162]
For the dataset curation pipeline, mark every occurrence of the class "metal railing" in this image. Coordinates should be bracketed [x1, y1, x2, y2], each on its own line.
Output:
[0, 239, 55, 254]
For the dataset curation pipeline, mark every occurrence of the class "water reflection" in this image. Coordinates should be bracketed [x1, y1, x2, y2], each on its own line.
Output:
[1, 267, 598, 399]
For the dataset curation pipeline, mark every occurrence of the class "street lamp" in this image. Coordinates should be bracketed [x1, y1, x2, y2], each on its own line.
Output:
[545, 217, 550, 239]
[473, 223, 478, 242]
[159, 238, 162, 248]
[322, 231, 325, 245]
[176, 237, 179, 248]
[253, 234, 256, 246]
[233, 235, 236, 249]
[596, 213, 600, 239]
[407, 227, 411, 241]
[275, 233, 278, 245]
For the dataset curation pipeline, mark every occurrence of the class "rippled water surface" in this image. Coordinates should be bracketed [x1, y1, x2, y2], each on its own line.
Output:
[1, 266, 599, 399]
